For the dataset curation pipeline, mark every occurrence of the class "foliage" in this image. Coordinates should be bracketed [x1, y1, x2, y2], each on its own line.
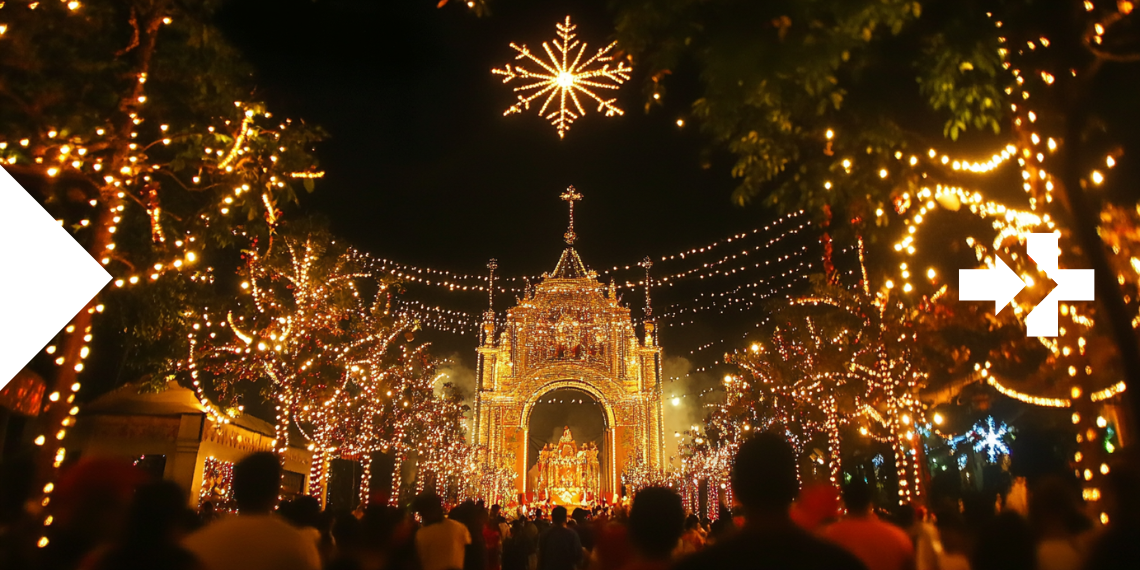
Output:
[611, 0, 1137, 222]
[187, 225, 410, 435]
[1, 0, 325, 387]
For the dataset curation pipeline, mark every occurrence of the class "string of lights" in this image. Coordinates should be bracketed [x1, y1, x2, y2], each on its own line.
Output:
[5, 3, 333, 548]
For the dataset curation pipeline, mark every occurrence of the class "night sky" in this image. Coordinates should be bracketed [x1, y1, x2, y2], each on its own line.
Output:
[214, 0, 818, 447]
[216, 0, 762, 275]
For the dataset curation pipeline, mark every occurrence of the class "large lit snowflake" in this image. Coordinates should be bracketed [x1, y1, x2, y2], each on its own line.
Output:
[962, 417, 1011, 463]
[492, 16, 632, 138]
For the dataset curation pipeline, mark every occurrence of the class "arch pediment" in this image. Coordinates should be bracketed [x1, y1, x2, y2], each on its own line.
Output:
[520, 365, 627, 402]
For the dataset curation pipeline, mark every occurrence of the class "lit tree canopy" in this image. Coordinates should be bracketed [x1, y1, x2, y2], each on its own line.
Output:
[610, 0, 1140, 446]
[189, 227, 412, 449]
[1, 0, 325, 511]
[611, 0, 1138, 217]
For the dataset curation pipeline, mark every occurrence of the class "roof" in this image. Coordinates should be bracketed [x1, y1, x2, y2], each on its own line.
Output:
[85, 381, 278, 438]
[550, 247, 590, 279]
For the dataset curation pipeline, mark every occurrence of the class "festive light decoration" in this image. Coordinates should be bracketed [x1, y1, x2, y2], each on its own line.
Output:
[4, 5, 323, 548]
[317, 209, 814, 309]
[986, 374, 1071, 408]
[473, 189, 666, 504]
[492, 16, 631, 138]
[1091, 381, 1127, 402]
[186, 233, 477, 505]
[850, 10, 1137, 515]
[965, 417, 1012, 463]
[680, 236, 930, 505]
[198, 456, 235, 513]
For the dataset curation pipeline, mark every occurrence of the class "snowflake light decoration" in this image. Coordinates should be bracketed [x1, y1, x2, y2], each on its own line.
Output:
[492, 16, 632, 138]
[965, 417, 1011, 463]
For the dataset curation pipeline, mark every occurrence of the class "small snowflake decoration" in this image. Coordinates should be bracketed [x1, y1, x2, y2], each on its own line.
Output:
[966, 417, 1011, 463]
[492, 16, 632, 138]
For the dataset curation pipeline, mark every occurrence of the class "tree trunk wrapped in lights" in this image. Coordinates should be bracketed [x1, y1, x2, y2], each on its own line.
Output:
[726, 292, 867, 486]
[611, 5, 1140, 514]
[712, 267, 935, 503]
[188, 231, 480, 507]
[1, 2, 324, 547]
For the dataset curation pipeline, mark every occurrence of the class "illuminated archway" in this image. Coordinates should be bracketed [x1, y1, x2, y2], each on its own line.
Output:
[523, 384, 611, 497]
[472, 230, 665, 503]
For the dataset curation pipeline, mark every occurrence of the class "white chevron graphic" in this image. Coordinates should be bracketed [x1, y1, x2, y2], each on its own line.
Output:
[0, 167, 110, 389]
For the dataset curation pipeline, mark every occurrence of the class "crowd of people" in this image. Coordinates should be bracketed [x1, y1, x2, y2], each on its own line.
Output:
[0, 432, 1136, 570]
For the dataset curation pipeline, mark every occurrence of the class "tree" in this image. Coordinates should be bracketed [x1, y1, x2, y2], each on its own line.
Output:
[188, 228, 407, 476]
[714, 251, 960, 503]
[188, 226, 482, 507]
[1, 0, 323, 539]
[612, 1, 1135, 215]
[613, 1, 1140, 506]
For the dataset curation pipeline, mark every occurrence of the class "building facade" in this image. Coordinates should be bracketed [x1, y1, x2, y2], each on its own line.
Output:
[473, 190, 664, 502]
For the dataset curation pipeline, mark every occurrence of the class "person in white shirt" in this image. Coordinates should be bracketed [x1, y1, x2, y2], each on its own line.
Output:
[184, 452, 321, 570]
[414, 492, 472, 570]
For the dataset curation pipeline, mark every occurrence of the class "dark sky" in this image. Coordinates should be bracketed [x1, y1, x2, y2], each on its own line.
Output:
[213, 0, 816, 395]
[216, 0, 761, 272]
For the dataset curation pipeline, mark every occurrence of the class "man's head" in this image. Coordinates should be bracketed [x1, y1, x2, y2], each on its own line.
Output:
[628, 487, 685, 561]
[731, 432, 799, 516]
[842, 479, 874, 514]
[412, 492, 444, 524]
[233, 452, 282, 514]
[491, 504, 501, 518]
[551, 505, 568, 525]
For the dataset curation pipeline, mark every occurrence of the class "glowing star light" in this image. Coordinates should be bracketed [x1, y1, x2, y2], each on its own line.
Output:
[492, 16, 631, 138]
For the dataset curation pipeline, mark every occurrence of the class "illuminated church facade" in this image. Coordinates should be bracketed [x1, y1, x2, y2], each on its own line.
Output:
[472, 188, 665, 503]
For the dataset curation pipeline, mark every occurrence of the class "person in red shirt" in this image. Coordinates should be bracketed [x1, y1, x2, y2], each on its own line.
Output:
[823, 480, 914, 570]
[484, 512, 503, 570]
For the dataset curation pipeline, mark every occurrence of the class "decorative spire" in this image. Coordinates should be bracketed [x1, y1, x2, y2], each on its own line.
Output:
[483, 259, 498, 346]
[560, 186, 582, 245]
[486, 258, 498, 310]
[640, 256, 654, 318]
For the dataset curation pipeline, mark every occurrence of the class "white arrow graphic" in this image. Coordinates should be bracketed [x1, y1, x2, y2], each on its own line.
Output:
[0, 167, 111, 389]
[959, 256, 1026, 315]
[1024, 233, 1094, 337]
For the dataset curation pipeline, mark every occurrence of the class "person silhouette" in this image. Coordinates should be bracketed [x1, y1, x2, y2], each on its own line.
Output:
[184, 452, 320, 570]
[673, 432, 866, 570]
